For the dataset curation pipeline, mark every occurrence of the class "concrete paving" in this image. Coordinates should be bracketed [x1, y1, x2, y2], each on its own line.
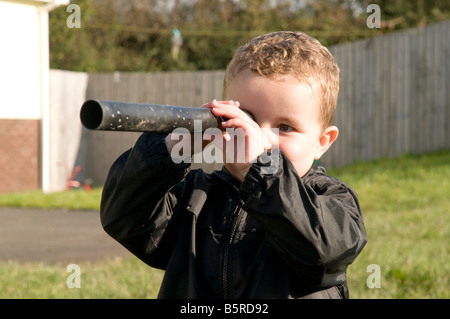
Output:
[0, 207, 131, 264]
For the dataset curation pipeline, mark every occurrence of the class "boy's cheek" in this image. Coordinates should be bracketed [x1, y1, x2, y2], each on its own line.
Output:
[287, 152, 315, 177]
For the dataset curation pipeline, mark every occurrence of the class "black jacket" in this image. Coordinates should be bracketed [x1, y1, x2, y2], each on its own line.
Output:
[100, 132, 367, 298]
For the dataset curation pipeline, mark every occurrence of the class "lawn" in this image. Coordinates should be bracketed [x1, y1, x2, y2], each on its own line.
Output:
[0, 150, 448, 298]
[336, 150, 450, 298]
[0, 187, 102, 210]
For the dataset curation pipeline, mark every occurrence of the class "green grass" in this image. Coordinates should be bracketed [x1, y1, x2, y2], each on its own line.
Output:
[0, 150, 449, 298]
[0, 188, 102, 210]
[329, 150, 450, 298]
[0, 257, 164, 298]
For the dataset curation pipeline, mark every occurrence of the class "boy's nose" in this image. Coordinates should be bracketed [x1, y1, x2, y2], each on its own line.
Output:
[260, 127, 279, 151]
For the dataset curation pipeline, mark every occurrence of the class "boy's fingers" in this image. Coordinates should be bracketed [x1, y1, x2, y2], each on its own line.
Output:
[222, 131, 231, 141]
[223, 100, 238, 106]
[205, 100, 239, 111]
[210, 104, 244, 116]
[220, 118, 248, 128]
[202, 99, 217, 108]
[211, 107, 254, 126]
[212, 100, 240, 108]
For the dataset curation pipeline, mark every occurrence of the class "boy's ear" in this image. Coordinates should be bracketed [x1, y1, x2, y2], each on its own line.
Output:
[315, 125, 339, 160]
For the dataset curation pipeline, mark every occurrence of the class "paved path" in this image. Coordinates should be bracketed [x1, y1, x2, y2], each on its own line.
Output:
[0, 207, 131, 264]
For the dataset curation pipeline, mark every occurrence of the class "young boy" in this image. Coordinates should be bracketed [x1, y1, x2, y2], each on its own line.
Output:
[100, 31, 367, 299]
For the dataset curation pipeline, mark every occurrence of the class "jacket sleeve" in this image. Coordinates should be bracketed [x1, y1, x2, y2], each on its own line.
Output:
[239, 150, 368, 287]
[100, 132, 191, 268]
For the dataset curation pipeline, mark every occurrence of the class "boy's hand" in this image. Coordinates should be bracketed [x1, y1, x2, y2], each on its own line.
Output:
[165, 99, 269, 181]
[209, 100, 268, 182]
[165, 100, 224, 158]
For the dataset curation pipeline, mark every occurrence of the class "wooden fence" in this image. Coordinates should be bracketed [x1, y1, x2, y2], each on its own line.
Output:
[63, 20, 450, 186]
[327, 20, 449, 168]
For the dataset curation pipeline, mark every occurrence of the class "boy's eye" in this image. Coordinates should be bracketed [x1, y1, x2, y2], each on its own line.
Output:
[278, 124, 293, 132]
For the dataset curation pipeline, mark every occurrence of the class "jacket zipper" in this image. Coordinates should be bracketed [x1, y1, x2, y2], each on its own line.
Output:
[222, 204, 242, 299]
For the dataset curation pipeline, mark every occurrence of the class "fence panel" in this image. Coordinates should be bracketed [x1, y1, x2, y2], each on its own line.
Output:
[321, 20, 450, 168]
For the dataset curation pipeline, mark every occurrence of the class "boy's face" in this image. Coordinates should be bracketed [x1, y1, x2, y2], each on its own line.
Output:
[224, 69, 338, 177]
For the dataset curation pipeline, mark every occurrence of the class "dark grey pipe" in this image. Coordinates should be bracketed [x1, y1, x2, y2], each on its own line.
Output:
[80, 99, 222, 133]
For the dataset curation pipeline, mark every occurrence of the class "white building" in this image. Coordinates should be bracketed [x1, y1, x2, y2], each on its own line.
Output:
[0, 0, 68, 193]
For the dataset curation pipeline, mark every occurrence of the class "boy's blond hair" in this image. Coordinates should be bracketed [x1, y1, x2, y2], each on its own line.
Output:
[223, 31, 340, 130]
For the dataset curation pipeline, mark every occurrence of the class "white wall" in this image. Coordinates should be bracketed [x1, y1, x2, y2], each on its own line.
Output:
[0, 1, 44, 119]
[49, 70, 89, 192]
